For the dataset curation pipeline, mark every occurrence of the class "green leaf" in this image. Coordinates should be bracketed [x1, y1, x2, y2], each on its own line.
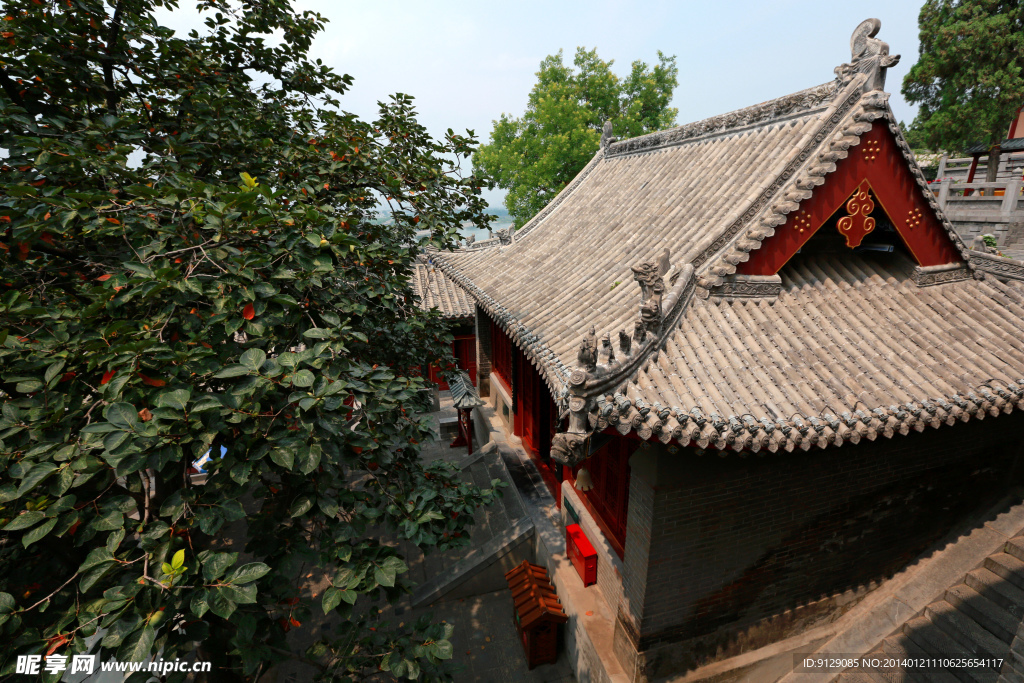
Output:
[117, 625, 156, 662]
[220, 583, 257, 604]
[296, 444, 321, 474]
[322, 587, 343, 613]
[432, 639, 454, 660]
[292, 369, 314, 387]
[303, 328, 332, 339]
[44, 360, 66, 384]
[103, 430, 130, 452]
[105, 403, 139, 430]
[90, 509, 124, 531]
[155, 389, 191, 410]
[81, 563, 114, 593]
[16, 462, 57, 496]
[289, 496, 313, 518]
[333, 567, 360, 588]
[106, 528, 126, 552]
[81, 423, 121, 434]
[374, 565, 397, 588]
[202, 552, 238, 581]
[191, 590, 210, 618]
[240, 348, 267, 371]
[23, 517, 57, 547]
[213, 364, 250, 378]
[16, 379, 43, 393]
[124, 262, 155, 278]
[171, 549, 185, 569]
[381, 556, 409, 574]
[77, 548, 114, 573]
[115, 451, 148, 477]
[3, 511, 45, 531]
[226, 562, 271, 585]
[270, 448, 294, 470]
[208, 590, 237, 619]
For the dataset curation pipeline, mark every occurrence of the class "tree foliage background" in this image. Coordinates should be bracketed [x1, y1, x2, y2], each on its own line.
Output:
[474, 47, 678, 229]
[0, 0, 496, 679]
[902, 0, 1024, 153]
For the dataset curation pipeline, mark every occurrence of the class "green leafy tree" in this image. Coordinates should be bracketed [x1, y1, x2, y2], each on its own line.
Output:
[475, 47, 678, 229]
[902, 0, 1024, 172]
[0, 0, 496, 680]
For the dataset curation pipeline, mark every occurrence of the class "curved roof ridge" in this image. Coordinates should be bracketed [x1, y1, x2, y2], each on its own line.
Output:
[696, 90, 977, 291]
[606, 81, 839, 158]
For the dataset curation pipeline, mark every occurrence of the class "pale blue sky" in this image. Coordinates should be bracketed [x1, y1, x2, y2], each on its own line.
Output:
[157, 0, 927, 207]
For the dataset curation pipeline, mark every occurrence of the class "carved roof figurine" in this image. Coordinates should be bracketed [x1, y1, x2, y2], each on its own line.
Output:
[577, 327, 598, 373]
[970, 235, 998, 254]
[631, 249, 669, 335]
[496, 227, 513, 246]
[835, 18, 900, 91]
[600, 119, 616, 149]
[429, 19, 1024, 454]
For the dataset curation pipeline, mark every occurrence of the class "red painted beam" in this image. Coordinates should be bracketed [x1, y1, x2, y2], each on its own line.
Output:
[738, 120, 963, 276]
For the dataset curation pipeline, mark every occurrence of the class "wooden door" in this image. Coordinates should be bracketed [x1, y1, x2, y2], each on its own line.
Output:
[581, 437, 635, 552]
[454, 336, 477, 386]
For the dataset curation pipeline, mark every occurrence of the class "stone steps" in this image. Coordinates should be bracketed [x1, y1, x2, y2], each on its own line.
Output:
[410, 446, 535, 607]
[983, 553, 1024, 592]
[965, 568, 1024, 621]
[1001, 221, 1024, 251]
[839, 532, 1024, 683]
[924, 600, 1008, 658]
[880, 636, 960, 683]
[944, 584, 1018, 644]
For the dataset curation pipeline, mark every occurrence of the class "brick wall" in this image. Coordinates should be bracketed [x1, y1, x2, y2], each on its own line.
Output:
[616, 415, 1024, 678]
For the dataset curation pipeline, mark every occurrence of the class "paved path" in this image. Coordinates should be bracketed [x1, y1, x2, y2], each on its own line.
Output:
[409, 590, 575, 683]
[267, 391, 577, 682]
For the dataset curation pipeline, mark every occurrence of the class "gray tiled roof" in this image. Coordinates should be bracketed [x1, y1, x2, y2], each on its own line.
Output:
[613, 251, 1024, 452]
[411, 261, 474, 319]
[966, 137, 1024, 155]
[425, 61, 1024, 450]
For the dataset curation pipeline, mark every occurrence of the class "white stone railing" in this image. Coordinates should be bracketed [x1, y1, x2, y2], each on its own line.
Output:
[935, 151, 1024, 183]
[932, 178, 1024, 220]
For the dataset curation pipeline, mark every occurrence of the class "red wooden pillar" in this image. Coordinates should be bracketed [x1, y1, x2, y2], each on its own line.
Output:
[450, 407, 474, 455]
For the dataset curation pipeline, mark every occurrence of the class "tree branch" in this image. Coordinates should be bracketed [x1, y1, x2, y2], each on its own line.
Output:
[103, 0, 126, 115]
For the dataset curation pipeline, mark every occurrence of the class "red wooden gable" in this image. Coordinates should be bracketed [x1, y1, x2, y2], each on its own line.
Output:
[738, 120, 963, 276]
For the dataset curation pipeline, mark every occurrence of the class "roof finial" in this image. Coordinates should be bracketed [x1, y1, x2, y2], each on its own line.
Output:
[834, 18, 900, 92]
[600, 119, 616, 149]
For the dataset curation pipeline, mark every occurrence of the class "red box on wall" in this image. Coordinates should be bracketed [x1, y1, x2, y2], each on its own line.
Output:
[566, 523, 597, 587]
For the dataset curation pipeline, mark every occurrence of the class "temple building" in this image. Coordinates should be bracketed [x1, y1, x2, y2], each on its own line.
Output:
[424, 19, 1024, 682]
[411, 258, 477, 389]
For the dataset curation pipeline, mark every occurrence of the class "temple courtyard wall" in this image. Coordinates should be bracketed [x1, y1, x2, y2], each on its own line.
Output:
[610, 414, 1024, 680]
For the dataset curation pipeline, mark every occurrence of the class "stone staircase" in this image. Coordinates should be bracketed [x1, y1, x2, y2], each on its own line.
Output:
[837, 533, 1024, 683]
[404, 444, 536, 607]
[1002, 222, 1024, 261]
